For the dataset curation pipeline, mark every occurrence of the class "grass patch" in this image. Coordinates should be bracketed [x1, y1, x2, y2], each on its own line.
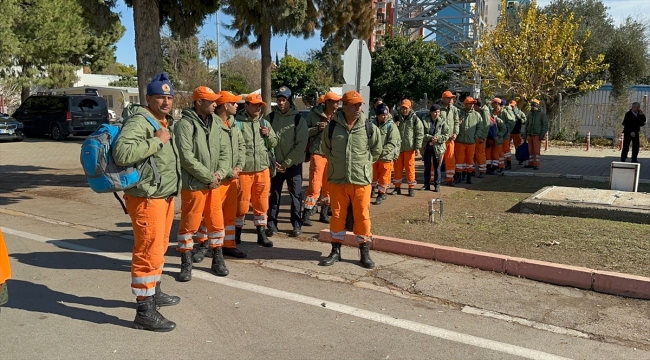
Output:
[373, 177, 650, 276]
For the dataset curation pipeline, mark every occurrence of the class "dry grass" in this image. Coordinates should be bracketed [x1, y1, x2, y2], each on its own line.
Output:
[372, 177, 650, 276]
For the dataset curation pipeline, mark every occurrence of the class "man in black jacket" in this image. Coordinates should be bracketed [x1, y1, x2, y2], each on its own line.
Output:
[621, 102, 646, 163]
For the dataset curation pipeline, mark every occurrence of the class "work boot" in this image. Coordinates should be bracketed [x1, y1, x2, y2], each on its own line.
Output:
[177, 252, 192, 282]
[319, 242, 342, 266]
[466, 172, 473, 184]
[211, 247, 229, 277]
[375, 193, 387, 205]
[258, 226, 274, 247]
[222, 247, 248, 258]
[371, 186, 378, 198]
[420, 184, 431, 191]
[454, 172, 462, 184]
[153, 281, 180, 307]
[134, 296, 176, 332]
[392, 187, 401, 195]
[359, 243, 375, 269]
[487, 165, 496, 175]
[235, 227, 242, 245]
[461, 172, 466, 181]
[319, 204, 330, 223]
[265, 225, 278, 238]
[446, 180, 455, 186]
[478, 172, 485, 178]
[291, 227, 302, 237]
[192, 241, 209, 263]
[301, 208, 313, 227]
[505, 160, 512, 170]
[434, 185, 441, 192]
[408, 188, 415, 197]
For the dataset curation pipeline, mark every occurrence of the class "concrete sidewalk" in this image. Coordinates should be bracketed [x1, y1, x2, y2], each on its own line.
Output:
[507, 146, 650, 180]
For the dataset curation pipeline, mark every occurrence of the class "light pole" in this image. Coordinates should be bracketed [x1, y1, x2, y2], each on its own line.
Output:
[216, 12, 222, 92]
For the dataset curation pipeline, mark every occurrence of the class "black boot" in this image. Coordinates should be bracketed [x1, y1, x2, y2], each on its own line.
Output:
[477, 172, 485, 178]
[420, 184, 431, 191]
[211, 247, 229, 276]
[319, 242, 341, 266]
[375, 193, 387, 205]
[235, 227, 242, 245]
[392, 187, 401, 195]
[408, 188, 415, 197]
[319, 204, 330, 223]
[134, 296, 176, 332]
[301, 208, 313, 227]
[257, 226, 274, 247]
[153, 281, 180, 306]
[222, 246, 248, 258]
[177, 252, 192, 282]
[505, 160, 512, 170]
[466, 172, 473, 184]
[461, 172, 466, 181]
[265, 225, 278, 237]
[454, 172, 462, 184]
[192, 241, 209, 263]
[359, 243, 375, 269]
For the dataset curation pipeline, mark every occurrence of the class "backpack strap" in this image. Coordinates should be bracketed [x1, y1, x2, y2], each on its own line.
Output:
[328, 120, 374, 149]
[136, 114, 162, 186]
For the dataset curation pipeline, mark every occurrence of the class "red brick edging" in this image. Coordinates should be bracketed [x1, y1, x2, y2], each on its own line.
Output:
[318, 230, 650, 300]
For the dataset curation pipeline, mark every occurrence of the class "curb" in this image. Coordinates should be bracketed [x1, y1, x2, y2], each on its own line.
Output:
[502, 171, 650, 184]
[318, 229, 650, 300]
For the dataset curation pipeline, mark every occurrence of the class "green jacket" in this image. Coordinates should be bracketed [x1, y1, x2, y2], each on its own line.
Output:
[420, 114, 450, 158]
[173, 109, 230, 191]
[217, 115, 246, 180]
[394, 110, 424, 152]
[371, 118, 401, 162]
[305, 105, 333, 156]
[441, 103, 460, 136]
[235, 110, 279, 173]
[489, 114, 508, 145]
[477, 105, 491, 139]
[265, 105, 309, 168]
[457, 108, 486, 144]
[322, 110, 383, 185]
[524, 110, 549, 137]
[113, 106, 181, 198]
[497, 105, 517, 135]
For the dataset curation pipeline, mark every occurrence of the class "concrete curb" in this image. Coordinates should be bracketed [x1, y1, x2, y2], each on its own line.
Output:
[318, 229, 650, 300]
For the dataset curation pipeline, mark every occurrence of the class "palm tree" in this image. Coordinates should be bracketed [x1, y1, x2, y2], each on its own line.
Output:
[201, 39, 218, 71]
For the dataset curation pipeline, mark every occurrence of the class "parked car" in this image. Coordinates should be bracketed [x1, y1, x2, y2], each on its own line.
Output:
[11, 95, 109, 140]
[0, 115, 25, 142]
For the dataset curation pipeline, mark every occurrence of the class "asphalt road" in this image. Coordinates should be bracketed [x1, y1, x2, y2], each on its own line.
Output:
[1, 138, 650, 359]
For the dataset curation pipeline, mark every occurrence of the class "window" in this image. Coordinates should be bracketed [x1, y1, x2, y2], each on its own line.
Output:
[103, 95, 114, 108]
[129, 96, 140, 104]
[72, 97, 107, 111]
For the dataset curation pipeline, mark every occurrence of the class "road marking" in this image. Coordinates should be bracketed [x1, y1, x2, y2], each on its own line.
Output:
[3, 226, 574, 360]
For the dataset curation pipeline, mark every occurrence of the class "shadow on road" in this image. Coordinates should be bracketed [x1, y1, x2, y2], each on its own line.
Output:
[0, 165, 88, 206]
[4, 279, 133, 328]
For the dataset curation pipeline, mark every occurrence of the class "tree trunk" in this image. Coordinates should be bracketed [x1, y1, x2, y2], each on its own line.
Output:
[133, 0, 163, 104]
[21, 86, 31, 103]
[260, 28, 273, 115]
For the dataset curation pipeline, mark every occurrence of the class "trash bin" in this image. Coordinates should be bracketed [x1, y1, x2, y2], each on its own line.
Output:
[609, 161, 640, 192]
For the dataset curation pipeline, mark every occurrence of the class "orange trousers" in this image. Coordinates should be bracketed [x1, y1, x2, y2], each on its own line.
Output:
[501, 134, 512, 161]
[474, 139, 487, 174]
[0, 229, 11, 285]
[304, 154, 329, 210]
[237, 168, 271, 227]
[329, 183, 372, 243]
[527, 135, 542, 167]
[179, 189, 224, 252]
[218, 179, 238, 249]
[372, 160, 393, 194]
[455, 143, 476, 173]
[486, 140, 504, 169]
[125, 194, 175, 297]
[444, 140, 455, 181]
[393, 150, 416, 189]
[511, 134, 523, 151]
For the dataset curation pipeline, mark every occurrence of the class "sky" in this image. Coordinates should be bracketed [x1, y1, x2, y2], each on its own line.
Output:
[113, 0, 648, 67]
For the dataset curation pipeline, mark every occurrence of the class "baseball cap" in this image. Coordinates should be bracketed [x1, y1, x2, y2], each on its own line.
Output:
[463, 97, 476, 104]
[245, 93, 266, 106]
[442, 91, 456, 99]
[317, 95, 326, 105]
[400, 99, 412, 108]
[322, 91, 342, 102]
[192, 86, 221, 102]
[276, 86, 292, 98]
[341, 91, 364, 105]
[216, 91, 243, 106]
[509, 100, 517, 106]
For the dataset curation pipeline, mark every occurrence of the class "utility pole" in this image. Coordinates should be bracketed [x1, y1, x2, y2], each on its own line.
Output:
[216, 12, 222, 92]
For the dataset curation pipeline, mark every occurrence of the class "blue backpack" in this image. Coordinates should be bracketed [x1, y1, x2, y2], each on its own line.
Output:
[80, 115, 161, 213]
[487, 117, 498, 138]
